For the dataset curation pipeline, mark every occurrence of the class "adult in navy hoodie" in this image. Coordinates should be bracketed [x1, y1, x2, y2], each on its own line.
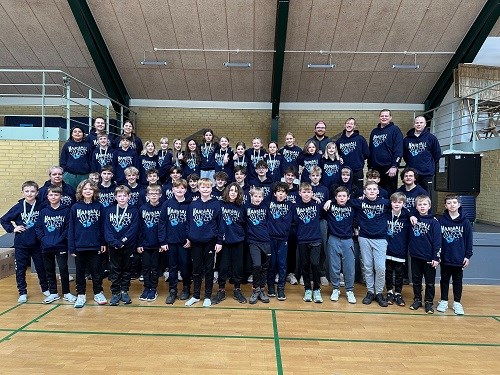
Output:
[1, 181, 48, 299]
[60, 125, 92, 189]
[336, 117, 370, 191]
[403, 116, 441, 193]
[409, 196, 441, 309]
[439, 200, 473, 309]
[368, 110, 403, 194]
[38, 166, 76, 207]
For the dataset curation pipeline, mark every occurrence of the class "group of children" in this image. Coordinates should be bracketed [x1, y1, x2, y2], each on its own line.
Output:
[0, 123, 473, 315]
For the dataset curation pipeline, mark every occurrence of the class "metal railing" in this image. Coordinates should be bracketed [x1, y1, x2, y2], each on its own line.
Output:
[0, 69, 135, 135]
[423, 81, 500, 152]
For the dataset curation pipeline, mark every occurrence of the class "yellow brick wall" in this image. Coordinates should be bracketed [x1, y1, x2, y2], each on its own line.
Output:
[132, 106, 416, 149]
[476, 149, 500, 225]
[0, 140, 62, 234]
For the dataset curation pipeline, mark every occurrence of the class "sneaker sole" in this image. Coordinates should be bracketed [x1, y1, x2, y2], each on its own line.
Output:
[42, 298, 60, 304]
[94, 300, 107, 305]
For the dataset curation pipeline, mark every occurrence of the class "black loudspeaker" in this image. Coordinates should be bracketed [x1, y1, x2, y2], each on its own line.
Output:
[435, 154, 481, 193]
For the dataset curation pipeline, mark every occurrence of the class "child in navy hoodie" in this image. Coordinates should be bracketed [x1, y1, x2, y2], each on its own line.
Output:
[184, 178, 223, 307]
[91, 133, 114, 173]
[199, 129, 218, 181]
[396, 168, 427, 212]
[267, 182, 293, 301]
[139, 141, 159, 186]
[437, 195, 473, 315]
[60, 125, 92, 189]
[113, 135, 139, 185]
[35, 185, 76, 304]
[294, 182, 324, 303]
[1, 181, 49, 303]
[246, 187, 271, 305]
[137, 184, 162, 302]
[213, 183, 247, 304]
[350, 181, 391, 307]
[408, 195, 441, 313]
[105, 185, 139, 306]
[159, 179, 192, 304]
[68, 179, 107, 308]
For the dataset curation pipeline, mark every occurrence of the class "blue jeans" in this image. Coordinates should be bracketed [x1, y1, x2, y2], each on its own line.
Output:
[326, 235, 355, 291]
[15, 247, 48, 295]
[267, 238, 288, 289]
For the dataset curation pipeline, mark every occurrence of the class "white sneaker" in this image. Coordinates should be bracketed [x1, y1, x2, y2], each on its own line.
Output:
[213, 271, 219, 284]
[139, 275, 144, 282]
[299, 276, 304, 285]
[330, 289, 340, 302]
[63, 293, 77, 303]
[288, 273, 298, 285]
[339, 273, 345, 287]
[58, 274, 75, 281]
[93, 292, 108, 305]
[247, 275, 253, 283]
[320, 276, 329, 286]
[178, 271, 183, 281]
[436, 300, 448, 313]
[203, 298, 212, 307]
[453, 301, 465, 315]
[185, 297, 200, 306]
[346, 291, 357, 304]
[313, 289, 323, 303]
[42, 293, 60, 304]
[18, 294, 28, 303]
[42, 290, 50, 297]
[74, 294, 86, 308]
[163, 270, 170, 281]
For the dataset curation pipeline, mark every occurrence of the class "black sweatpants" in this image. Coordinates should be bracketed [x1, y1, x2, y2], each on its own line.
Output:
[440, 264, 463, 302]
[385, 259, 405, 294]
[191, 240, 216, 299]
[43, 251, 71, 295]
[218, 242, 244, 289]
[75, 250, 103, 295]
[298, 242, 321, 291]
[109, 244, 134, 294]
[411, 256, 436, 303]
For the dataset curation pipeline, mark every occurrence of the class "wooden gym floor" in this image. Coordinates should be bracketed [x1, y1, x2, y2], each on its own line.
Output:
[0, 273, 498, 374]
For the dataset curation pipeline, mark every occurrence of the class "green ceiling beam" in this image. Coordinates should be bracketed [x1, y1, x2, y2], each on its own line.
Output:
[67, 0, 130, 113]
[270, 0, 290, 142]
[424, 0, 500, 111]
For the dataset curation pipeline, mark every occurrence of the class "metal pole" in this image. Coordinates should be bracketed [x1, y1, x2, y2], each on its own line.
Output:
[106, 103, 110, 134]
[65, 77, 71, 133]
[88, 88, 93, 130]
[449, 102, 455, 151]
[41, 71, 46, 133]
[120, 106, 124, 133]
[472, 93, 479, 152]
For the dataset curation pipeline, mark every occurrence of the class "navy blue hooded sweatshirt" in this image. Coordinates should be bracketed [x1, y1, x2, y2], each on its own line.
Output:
[91, 147, 114, 173]
[214, 146, 234, 179]
[268, 198, 293, 240]
[409, 212, 441, 262]
[35, 204, 70, 252]
[350, 196, 391, 239]
[336, 130, 370, 173]
[98, 183, 116, 208]
[138, 201, 162, 249]
[221, 201, 246, 244]
[264, 153, 283, 183]
[386, 209, 411, 261]
[325, 201, 355, 239]
[329, 166, 359, 199]
[38, 181, 76, 207]
[68, 201, 104, 254]
[104, 203, 140, 249]
[245, 201, 270, 243]
[187, 197, 223, 244]
[157, 150, 173, 182]
[158, 197, 190, 245]
[279, 145, 302, 174]
[138, 154, 159, 186]
[113, 147, 139, 185]
[199, 142, 218, 170]
[319, 158, 342, 188]
[293, 199, 322, 244]
[298, 152, 322, 183]
[1, 199, 42, 249]
[396, 184, 427, 212]
[60, 138, 92, 175]
[368, 122, 403, 169]
[403, 127, 441, 178]
[439, 209, 473, 267]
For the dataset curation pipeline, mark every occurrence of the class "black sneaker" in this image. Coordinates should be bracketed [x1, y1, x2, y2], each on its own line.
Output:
[395, 294, 406, 306]
[249, 288, 260, 304]
[212, 289, 226, 305]
[258, 289, 270, 303]
[362, 291, 375, 305]
[277, 288, 286, 301]
[386, 292, 395, 305]
[425, 302, 434, 314]
[233, 288, 247, 304]
[165, 290, 177, 305]
[179, 287, 190, 300]
[375, 293, 388, 307]
[121, 291, 132, 304]
[409, 299, 422, 310]
[403, 278, 410, 285]
[268, 286, 276, 297]
[139, 288, 149, 301]
[109, 294, 120, 306]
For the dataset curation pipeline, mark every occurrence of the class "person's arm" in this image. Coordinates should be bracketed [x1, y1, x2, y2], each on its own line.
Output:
[463, 218, 473, 268]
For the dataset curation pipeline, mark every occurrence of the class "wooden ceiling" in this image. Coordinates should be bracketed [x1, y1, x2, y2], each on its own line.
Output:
[0, 0, 499, 103]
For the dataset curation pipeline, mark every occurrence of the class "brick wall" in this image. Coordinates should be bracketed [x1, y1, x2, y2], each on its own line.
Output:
[476, 149, 500, 224]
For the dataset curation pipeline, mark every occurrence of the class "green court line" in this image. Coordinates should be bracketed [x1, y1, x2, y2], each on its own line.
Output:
[0, 304, 60, 343]
[0, 304, 22, 317]
[271, 310, 283, 375]
[280, 336, 500, 347]
[22, 301, 496, 319]
[493, 316, 500, 323]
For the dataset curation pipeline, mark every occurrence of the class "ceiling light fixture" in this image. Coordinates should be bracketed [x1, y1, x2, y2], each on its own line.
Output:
[392, 52, 420, 70]
[140, 51, 167, 66]
[307, 52, 335, 69]
[223, 50, 251, 68]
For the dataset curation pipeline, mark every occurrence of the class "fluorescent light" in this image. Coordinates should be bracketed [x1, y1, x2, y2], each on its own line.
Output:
[392, 64, 420, 69]
[307, 63, 335, 69]
[223, 62, 251, 68]
[140, 60, 167, 66]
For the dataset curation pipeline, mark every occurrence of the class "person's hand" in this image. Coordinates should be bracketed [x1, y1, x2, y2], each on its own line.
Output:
[99, 246, 107, 254]
[160, 244, 168, 252]
[462, 257, 470, 269]
[323, 200, 332, 211]
[183, 239, 191, 249]
[215, 244, 222, 253]
[429, 260, 440, 268]
[386, 167, 398, 177]
[137, 247, 144, 254]
[13, 225, 25, 233]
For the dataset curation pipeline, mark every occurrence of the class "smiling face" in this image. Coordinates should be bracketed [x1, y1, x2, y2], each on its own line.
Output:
[228, 185, 238, 202]
[236, 145, 245, 156]
[82, 183, 95, 202]
[414, 116, 427, 134]
[314, 122, 326, 138]
[364, 183, 379, 200]
[146, 142, 155, 155]
[391, 199, 404, 213]
[403, 171, 416, 186]
[219, 137, 229, 149]
[379, 111, 392, 127]
[306, 142, 317, 155]
[123, 122, 134, 135]
[285, 133, 295, 147]
[252, 138, 262, 150]
[160, 139, 169, 150]
[188, 140, 197, 152]
[268, 142, 277, 155]
[344, 118, 356, 133]
[71, 127, 84, 142]
[174, 140, 182, 151]
[49, 168, 64, 185]
[94, 118, 105, 132]
[22, 186, 38, 203]
[250, 191, 263, 205]
[299, 188, 313, 203]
